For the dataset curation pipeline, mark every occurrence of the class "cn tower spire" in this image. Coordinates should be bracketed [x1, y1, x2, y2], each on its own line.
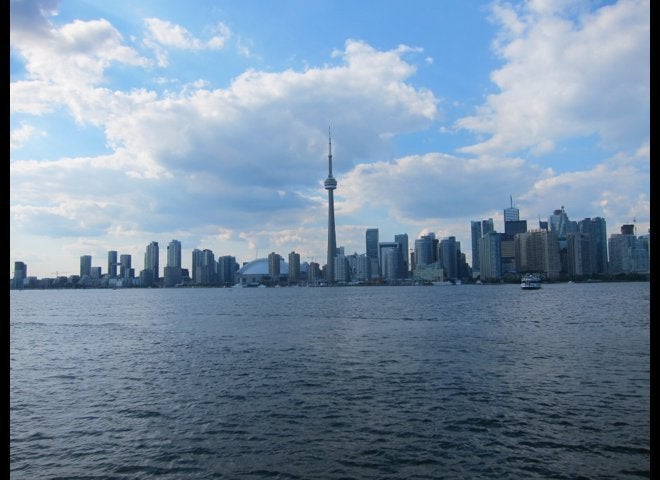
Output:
[328, 127, 333, 177]
[324, 127, 337, 284]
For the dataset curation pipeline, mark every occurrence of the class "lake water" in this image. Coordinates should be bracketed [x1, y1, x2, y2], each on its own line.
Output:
[10, 282, 650, 479]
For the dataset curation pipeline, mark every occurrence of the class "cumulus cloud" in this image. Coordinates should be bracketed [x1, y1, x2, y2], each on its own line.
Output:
[10, 123, 42, 149]
[456, 0, 649, 157]
[143, 18, 231, 66]
[10, 1, 149, 116]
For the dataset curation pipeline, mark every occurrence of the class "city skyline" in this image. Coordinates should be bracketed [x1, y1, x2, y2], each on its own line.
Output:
[11, 206, 649, 285]
[10, 0, 649, 279]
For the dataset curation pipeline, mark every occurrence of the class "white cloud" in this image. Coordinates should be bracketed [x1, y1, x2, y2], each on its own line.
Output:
[145, 18, 231, 51]
[10, 123, 43, 149]
[456, 0, 649, 157]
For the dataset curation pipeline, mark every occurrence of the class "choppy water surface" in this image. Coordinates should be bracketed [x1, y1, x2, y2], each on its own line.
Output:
[10, 283, 650, 479]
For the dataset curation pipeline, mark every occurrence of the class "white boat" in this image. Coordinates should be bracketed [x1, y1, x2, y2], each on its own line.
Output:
[431, 281, 454, 286]
[521, 274, 542, 290]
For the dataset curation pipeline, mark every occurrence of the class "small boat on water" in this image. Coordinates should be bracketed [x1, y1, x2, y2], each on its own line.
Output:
[521, 274, 542, 290]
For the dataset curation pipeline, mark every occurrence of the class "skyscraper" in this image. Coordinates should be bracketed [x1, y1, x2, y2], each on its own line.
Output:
[470, 221, 482, 276]
[324, 128, 337, 284]
[579, 217, 608, 275]
[394, 233, 409, 276]
[167, 240, 182, 269]
[288, 251, 300, 284]
[108, 251, 118, 278]
[119, 254, 132, 278]
[80, 255, 92, 278]
[13, 261, 27, 289]
[164, 240, 182, 287]
[366, 228, 379, 279]
[503, 196, 519, 222]
[144, 241, 159, 281]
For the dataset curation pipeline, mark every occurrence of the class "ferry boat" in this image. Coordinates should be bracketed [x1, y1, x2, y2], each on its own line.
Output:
[520, 274, 542, 290]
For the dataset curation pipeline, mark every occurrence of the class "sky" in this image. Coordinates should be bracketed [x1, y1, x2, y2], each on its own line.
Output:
[10, 0, 650, 279]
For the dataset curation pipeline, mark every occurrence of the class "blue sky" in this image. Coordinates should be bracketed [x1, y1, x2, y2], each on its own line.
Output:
[10, 0, 649, 279]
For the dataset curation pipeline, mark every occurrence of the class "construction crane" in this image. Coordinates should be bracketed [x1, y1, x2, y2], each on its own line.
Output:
[51, 271, 69, 278]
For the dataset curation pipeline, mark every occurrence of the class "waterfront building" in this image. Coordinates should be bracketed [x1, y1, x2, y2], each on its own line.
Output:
[324, 129, 338, 284]
[479, 231, 502, 280]
[79, 255, 92, 278]
[412, 262, 444, 283]
[515, 229, 561, 279]
[288, 252, 301, 284]
[167, 240, 182, 269]
[501, 200, 527, 276]
[394, 233, 409, 276]
[608, 225, 649, 274]
[366, 228, 379, 278]
[308, 262, 321, 285]
[334, 253, 350, 283]
[380, 245, 401, 281]
[268, 252, 281, 283]
[439, 236, 458, 281]
[578, 217, 608, 275]
[379, 241, 404, 279]
[119, 254, 133, 278]
[195, 249, 216, 285]
[414, 233, 436, 268]
[90, 267, 101, 279]
[470, 221, 482, 277]
[566, 232, 591, 277]
[13, 261, 27, 289]
[139, 268, 155, 287]
[164, 240, 183, 287]
[108, 251, 118, 278]
[355, 253, 371, 282]
[217, 255, 237, 287]
[144, 241, 159, 282]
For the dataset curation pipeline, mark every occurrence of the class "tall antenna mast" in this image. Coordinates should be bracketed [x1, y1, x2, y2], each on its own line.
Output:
[328, 126, 333, 177]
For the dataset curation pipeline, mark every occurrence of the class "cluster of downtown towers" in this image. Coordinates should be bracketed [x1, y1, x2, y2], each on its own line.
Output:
[11, 134, 650, 288]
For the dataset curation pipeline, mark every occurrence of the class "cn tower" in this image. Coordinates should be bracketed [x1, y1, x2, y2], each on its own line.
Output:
[324, 128, 337, 284]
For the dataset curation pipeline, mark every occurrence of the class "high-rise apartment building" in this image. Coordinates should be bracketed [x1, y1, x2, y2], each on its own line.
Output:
[268, 252, 281, 282]
[192, 249, 216, 285]
[470, 221, 482, 276]
[366, 228, 379, 279]
[515, 229, 561, 279]
[119, 254, 133, 278]
[163, 239, 182, 287]
[439, 236, 458, 281]
[479, 231, 502, 280]
[579, 217, 608, 275]
[108, 251, 118, 278]
[13, 261, 27, 289]
[144, 241, 159, 281]
[334, 253, 350, 283]
[217, 255, 237, 286]
[394, 233, 409, 276]
[288, 251, 300, 283]
[167, 240, 181, 268]
[379, 241, 404, 279]
[608, 225, 649, 274]
[414, 233, 436, 267]
[380, 246, 401, 281]
[80, 255, 92, 278]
